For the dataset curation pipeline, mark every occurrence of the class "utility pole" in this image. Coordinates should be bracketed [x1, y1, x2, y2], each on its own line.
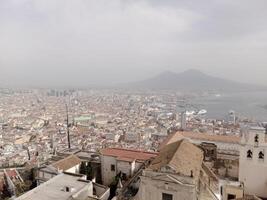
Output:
[66, 103, 71, 149]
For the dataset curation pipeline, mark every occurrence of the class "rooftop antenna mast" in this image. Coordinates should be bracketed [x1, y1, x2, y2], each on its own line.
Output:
[65, 103, 71, 149]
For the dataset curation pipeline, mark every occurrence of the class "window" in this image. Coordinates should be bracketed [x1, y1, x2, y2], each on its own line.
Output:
[247, 150, 253, 159]
[162, 193, 173, 200]
[227, 194, 236, 200]
[254, 134, 259, 143]
[122, 173, 127, 180]
[111, 164, 115, 171]
[259, 151, 264, 160]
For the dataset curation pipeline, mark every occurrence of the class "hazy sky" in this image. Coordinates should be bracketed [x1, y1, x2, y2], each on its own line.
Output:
[0, 0, 267, 87]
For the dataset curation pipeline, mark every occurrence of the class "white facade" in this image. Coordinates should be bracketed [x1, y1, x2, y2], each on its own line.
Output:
[64, 165, 80, 174]
[101, 155, 117, 186]
[100, 148, 157, 186]
[117, 160, 133, 177]
[239, 127, 267, 198]
[136, 170, 197, 200]
[101, 155, 142, 186]
[37, 162, 80, 184]
[38, 170, 57, 181]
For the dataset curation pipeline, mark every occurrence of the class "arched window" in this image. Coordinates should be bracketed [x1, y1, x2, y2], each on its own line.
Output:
[259, 151, 264, 160]
[247, 150, 253, 158]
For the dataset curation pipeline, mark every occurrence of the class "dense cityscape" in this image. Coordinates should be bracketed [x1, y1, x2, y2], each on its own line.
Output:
[1, 0, 267, 199]
[0, 88, 266, 200]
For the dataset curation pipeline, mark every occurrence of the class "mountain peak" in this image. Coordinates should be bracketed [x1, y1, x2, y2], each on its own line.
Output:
[181, 69, 206, 76]
[156, 70, 177, 77]
[158, 69, 206, 78]
[125, 68, 266, 92]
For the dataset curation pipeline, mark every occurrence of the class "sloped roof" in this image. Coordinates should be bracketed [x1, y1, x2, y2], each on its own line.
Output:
[149, 139, 203, 179]
[160, 131, 240, 149]
[51, 155, 81, 171]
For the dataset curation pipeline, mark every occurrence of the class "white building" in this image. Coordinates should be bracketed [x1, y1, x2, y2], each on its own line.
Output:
[219, 180, 244, 200]
[37, 155, 81, 184]
[239, 127, 267, 198]
[16, 172, 110, 200]
[100, 148, 158, 186]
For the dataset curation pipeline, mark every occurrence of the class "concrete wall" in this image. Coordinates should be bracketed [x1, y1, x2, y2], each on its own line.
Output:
[93, 183, 110, 200]
[66, 164, 80, 174]
[117, 160, 133, 178]
[137, 173, 197, 200]
[239, 159, 267, 198]
[134, 162, 143, 173]
[222, 185, 243, 200]
[239, 145, 267, 198]
[101, 155, 117, 186]
[37, 164, 80, 185]
[43, 171, 55, 180]
[37, 169, 57, 184]
[72, 182, 93, 200]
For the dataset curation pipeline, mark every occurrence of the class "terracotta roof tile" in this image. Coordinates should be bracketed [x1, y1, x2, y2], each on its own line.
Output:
[101, 148, 158, 162]
[51, 155, 81, 171]
[116, 157, 135, 162]
[150, 139, 203, 179]
[160, 131, 240, 149]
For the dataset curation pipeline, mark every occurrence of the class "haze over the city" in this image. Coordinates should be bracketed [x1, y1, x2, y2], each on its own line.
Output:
[1, 0, 267, 87]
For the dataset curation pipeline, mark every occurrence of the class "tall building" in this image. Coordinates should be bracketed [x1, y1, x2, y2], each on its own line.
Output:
[180, 111, 186, 130]
[239, 127, 267, 198]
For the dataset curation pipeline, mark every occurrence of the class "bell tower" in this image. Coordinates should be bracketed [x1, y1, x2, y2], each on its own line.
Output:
[239, 127, 267, 198]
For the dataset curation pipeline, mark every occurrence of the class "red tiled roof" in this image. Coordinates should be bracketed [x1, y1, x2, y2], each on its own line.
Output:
[150, 140, 203, 179]
[116, 157, 135, 162]
[101, 148, 158, 162]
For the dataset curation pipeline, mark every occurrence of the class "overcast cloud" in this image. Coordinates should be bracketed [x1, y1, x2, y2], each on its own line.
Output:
[0, 0, 267, 87]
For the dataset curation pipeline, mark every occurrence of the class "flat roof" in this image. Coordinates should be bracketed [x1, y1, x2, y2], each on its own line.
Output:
[16, 173, 89, 200]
